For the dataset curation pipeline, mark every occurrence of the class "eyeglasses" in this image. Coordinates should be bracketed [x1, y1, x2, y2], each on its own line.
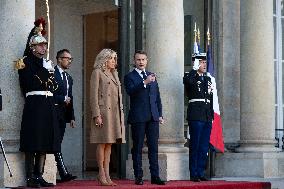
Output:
[60, 57, 73, 62]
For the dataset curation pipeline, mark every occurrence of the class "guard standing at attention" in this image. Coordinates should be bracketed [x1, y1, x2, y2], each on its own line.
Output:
[16, 18, 61, 188]
[183, 52, 213, 182]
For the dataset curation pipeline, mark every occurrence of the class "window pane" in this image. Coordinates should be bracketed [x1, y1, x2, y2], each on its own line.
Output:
[282, 0, 284, 16]
[275, 106, 278, 147]
[282, 62, 284, 102]
[282, 19, 284, 59]
[274, 0, 276, 14]
[275, 60, 278, 103]
[275, 17, 277, 59]
[275, 106, 278, 129]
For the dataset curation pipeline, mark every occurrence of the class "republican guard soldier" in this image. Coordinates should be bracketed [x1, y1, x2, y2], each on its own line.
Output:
[16, 18, 61, 188]
[183, 53, 213, 182]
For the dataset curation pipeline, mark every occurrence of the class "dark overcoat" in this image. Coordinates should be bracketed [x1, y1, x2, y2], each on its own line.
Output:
[18, 53, 61, 153]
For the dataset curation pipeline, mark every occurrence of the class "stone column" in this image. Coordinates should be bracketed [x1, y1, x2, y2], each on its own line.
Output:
[0, 1, 56, 187]
[215, 1, 284, 178]
[127, 0, 188, 180]
[216, 0, 241, 149]
[238, 0, 276, 152]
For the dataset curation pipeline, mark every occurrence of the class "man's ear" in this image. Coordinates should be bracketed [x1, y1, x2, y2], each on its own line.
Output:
[57, 58, 62, 64]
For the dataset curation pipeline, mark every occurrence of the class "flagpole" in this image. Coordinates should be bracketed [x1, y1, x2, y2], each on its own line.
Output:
[197, 28, 200, 45]
[207, 27, 210, 48]
[194, 22, 197, 43]
[46, 0, 50, 60]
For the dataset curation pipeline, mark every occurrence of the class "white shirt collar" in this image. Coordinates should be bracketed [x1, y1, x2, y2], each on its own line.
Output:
[135, 68, 146, 74]
[57, 65, 65, 75]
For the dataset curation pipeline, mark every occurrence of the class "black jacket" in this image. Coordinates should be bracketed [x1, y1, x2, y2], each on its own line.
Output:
[183, 70, 214, 122]
[124, 70, 162, 123]
[18, 54, 61, 153]
[53, 66, 75, 123]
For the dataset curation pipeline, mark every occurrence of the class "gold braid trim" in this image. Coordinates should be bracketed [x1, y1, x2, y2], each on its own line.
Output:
[14, 56, 27, 70]
[34, 75, 58, 91]
[34, 75, 43, 84]
[47, 77, 58, 91]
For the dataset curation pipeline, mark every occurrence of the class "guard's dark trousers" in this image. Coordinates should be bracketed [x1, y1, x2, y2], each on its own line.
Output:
[25, 152, 54, 188]
[189, 121, 212, 178]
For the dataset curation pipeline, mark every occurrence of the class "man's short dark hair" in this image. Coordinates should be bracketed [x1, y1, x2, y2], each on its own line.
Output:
[134, 50, 147, 59]
[56, 49, 71, 59]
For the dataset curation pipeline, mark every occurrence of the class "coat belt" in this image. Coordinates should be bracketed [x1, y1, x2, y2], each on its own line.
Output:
[189, 99, 210, 103]
[26, 91, 53, 97]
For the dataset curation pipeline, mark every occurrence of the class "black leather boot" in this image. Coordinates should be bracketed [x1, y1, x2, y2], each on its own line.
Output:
[25, 152, 41, 188]
[55, 152, 77, 182]
[34, 153, 55, 187]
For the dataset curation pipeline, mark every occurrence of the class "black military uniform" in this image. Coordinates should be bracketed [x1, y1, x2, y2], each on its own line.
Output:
[17, 18, 60, 188]
[184, 69, 213, 122]
[183, 53, 213, 182]
[18, 54, 61, 153]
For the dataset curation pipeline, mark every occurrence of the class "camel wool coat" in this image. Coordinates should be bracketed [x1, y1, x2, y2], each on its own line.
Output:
[90, 68, 125, 143]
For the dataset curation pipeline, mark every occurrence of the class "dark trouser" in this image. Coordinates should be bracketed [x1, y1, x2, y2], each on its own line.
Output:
[25, 152, 46, 179]
[58, 117, 67, 143]
[25, 152, 54, 187]
[55, 115, 71, 179]
[131, 120, 159, 178]
[189, 121, 212, 178]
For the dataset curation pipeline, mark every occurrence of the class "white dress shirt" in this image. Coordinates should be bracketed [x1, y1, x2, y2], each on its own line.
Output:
[57, 65, 69, 101]
[135, 68, 147, 88]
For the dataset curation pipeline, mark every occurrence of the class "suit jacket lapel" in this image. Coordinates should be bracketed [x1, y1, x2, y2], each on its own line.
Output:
[55, 66, 64, 85]
[132, 69, 144, 82]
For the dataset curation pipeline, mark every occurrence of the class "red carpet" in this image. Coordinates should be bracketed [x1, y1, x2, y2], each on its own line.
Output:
[16, 179, 271, 189]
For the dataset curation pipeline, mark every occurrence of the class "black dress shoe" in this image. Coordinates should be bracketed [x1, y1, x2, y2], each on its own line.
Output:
[38, 177, 55, 187]
[27, 178, 41, 188]
[135, 177, 144, 185]
[190, 177, 200, 182]
[151, 177, 166, 185]
[199, 176, 209, 181]
[59, 174, 77, 183]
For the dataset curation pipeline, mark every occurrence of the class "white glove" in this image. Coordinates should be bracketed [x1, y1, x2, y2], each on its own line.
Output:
[43, 59, 55, 72]
[193, 59, 200, 70]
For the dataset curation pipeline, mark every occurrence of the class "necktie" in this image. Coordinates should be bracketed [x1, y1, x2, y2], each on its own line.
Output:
[62, 72, 68, 95]
[141, 71, 147, 80]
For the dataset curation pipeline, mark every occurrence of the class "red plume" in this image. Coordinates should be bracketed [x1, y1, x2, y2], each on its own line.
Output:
[34, 17, 46, 36]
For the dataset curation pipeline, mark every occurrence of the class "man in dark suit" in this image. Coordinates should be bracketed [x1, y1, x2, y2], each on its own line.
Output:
[124, 50, 165, 185]
[183, 53, 213, 182]
[53, 49, 77, 182]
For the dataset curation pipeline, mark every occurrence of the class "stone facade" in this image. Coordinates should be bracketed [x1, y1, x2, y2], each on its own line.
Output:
[0, 0, 284, 187]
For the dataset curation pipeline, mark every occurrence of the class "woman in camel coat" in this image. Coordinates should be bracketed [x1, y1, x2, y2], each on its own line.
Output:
[90, 48, 125, 186]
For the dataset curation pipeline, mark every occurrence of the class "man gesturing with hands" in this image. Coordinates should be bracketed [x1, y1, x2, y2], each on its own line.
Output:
[124, 50, 165, 185]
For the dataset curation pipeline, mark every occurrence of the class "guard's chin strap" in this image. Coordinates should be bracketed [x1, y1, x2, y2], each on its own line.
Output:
[32, 50, 45, 58]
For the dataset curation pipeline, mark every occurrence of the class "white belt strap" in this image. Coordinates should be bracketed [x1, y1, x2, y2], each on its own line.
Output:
[26, 91, 53, 97]
[189, 99, 210, 103]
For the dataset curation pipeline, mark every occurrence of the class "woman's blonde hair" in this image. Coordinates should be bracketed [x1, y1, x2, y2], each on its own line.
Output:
[93, 48, 117, 71]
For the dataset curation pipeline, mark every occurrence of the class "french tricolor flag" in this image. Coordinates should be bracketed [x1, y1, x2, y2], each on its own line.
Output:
[207, 45, 225, 153]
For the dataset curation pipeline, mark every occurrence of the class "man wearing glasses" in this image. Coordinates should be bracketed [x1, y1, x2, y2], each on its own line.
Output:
[53, 49, 77, 182]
